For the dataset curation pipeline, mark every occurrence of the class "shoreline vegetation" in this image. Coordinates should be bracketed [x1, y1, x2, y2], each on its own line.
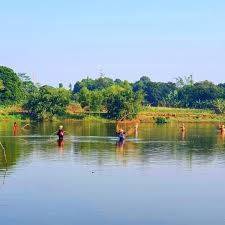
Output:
[1, 104, 225, 123]
[1, 65, 225, 124]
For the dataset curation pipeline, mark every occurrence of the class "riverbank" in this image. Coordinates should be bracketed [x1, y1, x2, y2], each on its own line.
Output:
[65, 105, 225, 123]
[1, 104, 225, 123]
[137, 106, 225, 123]
[0, 105, 30, 122]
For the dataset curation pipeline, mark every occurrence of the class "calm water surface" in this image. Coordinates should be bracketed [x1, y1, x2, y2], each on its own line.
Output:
[0, 121, 225, 225]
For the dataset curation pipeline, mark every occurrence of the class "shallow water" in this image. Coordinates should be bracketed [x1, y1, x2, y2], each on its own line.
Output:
[0, 121, 225, 225]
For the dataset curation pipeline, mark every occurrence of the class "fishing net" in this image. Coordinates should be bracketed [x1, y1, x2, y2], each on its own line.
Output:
[116, 119, 140, 137]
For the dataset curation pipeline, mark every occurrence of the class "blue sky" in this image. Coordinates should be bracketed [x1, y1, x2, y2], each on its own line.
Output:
[0, 0, 225, 86]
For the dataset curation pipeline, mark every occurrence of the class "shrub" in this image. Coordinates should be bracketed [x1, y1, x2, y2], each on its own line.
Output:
[24, 85, 71, 121]
[155, 117, 168, 124]
[212, 99, 225, 114]
[104, 85, 143, 120]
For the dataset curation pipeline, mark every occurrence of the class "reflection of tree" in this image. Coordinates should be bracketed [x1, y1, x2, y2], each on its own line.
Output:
[0, 138, 30, 170]
[0, 135, 33, 186]
[71, 122, 225, 167]
[75, 140, 143, 166]
[1, 121, 225, 179]
[187, 136, 216, 152]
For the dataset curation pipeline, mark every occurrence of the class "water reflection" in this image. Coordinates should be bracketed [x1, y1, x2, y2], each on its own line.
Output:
[1, 122, 225, 225]
[0, 122, 225, 174]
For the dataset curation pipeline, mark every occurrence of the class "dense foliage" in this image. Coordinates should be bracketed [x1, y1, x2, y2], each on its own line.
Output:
[24, 85, 71, 120]
[72, 75, 225, 116]
[104, 85, 143, 119]
[1, 65, 225, 120]
[0, 66, 25, 104]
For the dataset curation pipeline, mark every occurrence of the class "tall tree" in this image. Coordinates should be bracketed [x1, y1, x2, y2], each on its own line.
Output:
[18, 73, 38, 98]
[24, 85, 71, 120]
[0, 66, 24, 104]
[105, 85, 143, 119]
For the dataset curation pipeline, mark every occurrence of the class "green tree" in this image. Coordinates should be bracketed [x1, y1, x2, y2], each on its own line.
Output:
[105, 85, 143, 119]
[175, 75, 194, 88]
[212, 99, 225, 114]
[0, 66, 24, 104]
[24, 85, 71, 120]
[114, 79, 123, 85]
[90, 90, 104, 111]
[178, 81, 221, 108]
[94, 77, 114, 89]
[77, 88, 104, 111]
[133, 76, 176, 106]
[0, 79, 4, 91]
[73, 77, 95, 93]
[218, 83, 225, 98]
[73, 76, 114, 93]
[164, 90, 180, 107]
[133, 76, 151, 92]
[18, 73, 38, 98]
[78, 87, 92, 109]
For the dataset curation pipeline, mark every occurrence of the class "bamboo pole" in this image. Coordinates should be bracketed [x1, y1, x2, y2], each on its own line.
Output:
[0, 141, 7, 166]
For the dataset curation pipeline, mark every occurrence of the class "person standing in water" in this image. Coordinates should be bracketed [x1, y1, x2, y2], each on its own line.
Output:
[116, 121, 140, 142]
[180, 123, 186, 132]
[13, 122, 19, 135]
[219, 124, 225, 135]
[134, 123, 139, 138]
[56, 125, 64, 147]
[13, 122, 33, 135]
[116, 129, 126, 142]
[57, 125, 64, 140]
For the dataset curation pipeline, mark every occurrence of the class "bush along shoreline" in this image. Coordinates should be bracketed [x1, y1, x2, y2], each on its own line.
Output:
[0, 66, 225, 123]
[1, 104, 225, 124]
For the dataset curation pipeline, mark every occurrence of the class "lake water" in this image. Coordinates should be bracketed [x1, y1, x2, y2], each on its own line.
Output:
[0, 121, 225, 225]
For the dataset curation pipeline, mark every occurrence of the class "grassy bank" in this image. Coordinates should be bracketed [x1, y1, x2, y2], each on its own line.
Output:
[137, 106, 225, 123]
[0, 104, 109, 123]
[65, 106, 225, 123]
[0, 105, 30, 121]
[1, 104, 225, 123]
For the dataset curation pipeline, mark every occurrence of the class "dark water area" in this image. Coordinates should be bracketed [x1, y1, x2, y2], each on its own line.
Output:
[0, 121, 225, 225]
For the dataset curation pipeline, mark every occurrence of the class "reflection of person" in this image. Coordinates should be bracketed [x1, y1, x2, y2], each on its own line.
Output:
[57, 139, 64, 148]
[181, 129, 186, 140]
[116, 138, 125, 149]
[179, 123, 186, 140]
[116, 141, 125, 156]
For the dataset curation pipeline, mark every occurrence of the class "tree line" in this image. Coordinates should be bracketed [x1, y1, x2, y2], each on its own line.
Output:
[72, 75, 225, 115]
[1, 66, 225, 121]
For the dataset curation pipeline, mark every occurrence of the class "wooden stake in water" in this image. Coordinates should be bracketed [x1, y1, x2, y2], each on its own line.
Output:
[0, 141, 7, 166]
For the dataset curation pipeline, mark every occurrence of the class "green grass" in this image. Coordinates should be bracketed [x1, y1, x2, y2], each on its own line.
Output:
[141, 106, 213, 114]
[0, 105, 30, 121]
[0, 114, 30, 121]
[83, 115, 110, 122]
[1, 104, 224, 123]
[138, 106, 225, 123]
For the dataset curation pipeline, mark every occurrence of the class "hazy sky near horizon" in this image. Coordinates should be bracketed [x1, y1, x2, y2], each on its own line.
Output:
[0, 0, 225, 86]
